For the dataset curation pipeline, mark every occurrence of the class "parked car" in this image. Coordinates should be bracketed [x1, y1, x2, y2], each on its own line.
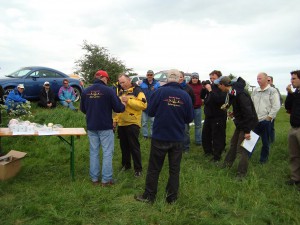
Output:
[0, 66, 84, 102]
[154, 70, 192, 86]
[129, 75, 146, 86]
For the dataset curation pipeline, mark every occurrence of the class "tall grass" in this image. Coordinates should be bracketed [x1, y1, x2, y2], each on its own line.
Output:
[0, 103, 299, 225]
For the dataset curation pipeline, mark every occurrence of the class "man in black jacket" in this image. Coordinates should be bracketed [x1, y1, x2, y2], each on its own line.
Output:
[285, 70, 300, 186]
[37, 81, 56, 108]
[216, 76, 258, 179]
[200, 70, 227, 162]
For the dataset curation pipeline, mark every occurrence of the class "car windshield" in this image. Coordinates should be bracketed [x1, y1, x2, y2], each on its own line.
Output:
[154, 72, 167, 81]
[5, 68, 31, 78]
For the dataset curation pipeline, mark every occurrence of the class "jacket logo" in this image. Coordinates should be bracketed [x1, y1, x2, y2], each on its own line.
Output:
[163, 96, 183, 107]
[87, 91, 103, 99]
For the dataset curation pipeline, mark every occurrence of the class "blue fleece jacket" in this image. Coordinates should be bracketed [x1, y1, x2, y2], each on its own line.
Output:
[80, 79, 125, 130]
[148, 82, 194, 142]
[140, 78, 160, 113]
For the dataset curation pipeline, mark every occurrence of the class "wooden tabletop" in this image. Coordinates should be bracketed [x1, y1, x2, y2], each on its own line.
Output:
[0, 128, 86, 137]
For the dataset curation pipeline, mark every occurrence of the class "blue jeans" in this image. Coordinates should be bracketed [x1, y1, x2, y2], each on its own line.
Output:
[194, 108, 202, 145]
[141, 111, 154, 138]
[88, 130, 114, 183]
[60, 101, 76, 110]
[250, 120, 272, 163]
[183, 124, 190, 151]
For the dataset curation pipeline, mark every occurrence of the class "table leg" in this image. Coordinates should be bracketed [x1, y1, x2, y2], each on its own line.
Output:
[70, 136, 75, 181]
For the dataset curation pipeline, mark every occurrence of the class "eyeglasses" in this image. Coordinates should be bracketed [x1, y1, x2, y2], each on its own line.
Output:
[147, 74, 153, 76]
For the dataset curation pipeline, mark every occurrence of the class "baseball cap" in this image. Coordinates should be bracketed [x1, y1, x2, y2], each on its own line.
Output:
[147, 70, 154, 74]
[17, 84, 25, 89]
[214, 76, 232, 86]
[95, 70, 110, 80]
[44, 81, 50, 86]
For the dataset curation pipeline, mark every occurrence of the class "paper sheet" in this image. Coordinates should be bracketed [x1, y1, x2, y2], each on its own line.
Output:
[241, 130, 260, 152]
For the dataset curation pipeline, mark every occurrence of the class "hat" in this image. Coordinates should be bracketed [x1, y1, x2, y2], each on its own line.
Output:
[167, 69, 180, 82]
[44, 81, 50, 86]
[214, 76, 232, 86]
[147, 70, 154, 75]
[17, 84, 25, 89]
[191, 72, 199, 79]
[95, 70, 109, 80]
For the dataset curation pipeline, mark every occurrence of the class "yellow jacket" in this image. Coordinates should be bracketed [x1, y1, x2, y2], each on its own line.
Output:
[113, 85, 147, 127]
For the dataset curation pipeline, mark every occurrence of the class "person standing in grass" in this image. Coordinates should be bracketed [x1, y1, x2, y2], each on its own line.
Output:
[251, 72, 280, 163]
[285, 70, 300, 186]
[200, 70, 227, 162]
[267, 76, 283, 143]
[135, 69, 194, 204]
[216, 76, 258, 180]
[140, 69, 160, 139]
[188, 72, 203, 146]
[80, 70, 125, 186]
[179, 71, 195, 153]
[113, 74, 147, 177]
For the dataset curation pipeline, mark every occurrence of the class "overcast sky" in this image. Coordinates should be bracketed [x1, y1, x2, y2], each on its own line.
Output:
[0, 0, 299, 92]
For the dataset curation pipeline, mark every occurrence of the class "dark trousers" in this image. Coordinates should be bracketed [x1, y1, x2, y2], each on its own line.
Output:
[202, 117, 226, 160]
[143, 138, 183, 203]
[270, 119, 275, 143]
[223, 129, 249, 176]
[251, 120, 271, 163]
[118, 125, 142, 172]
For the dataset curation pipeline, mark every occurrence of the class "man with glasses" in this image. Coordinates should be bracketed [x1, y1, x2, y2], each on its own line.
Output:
[113, 74, 147, 177]
[58, 79, 77, 111]
[37, 81, 56, 108]
[140, 70, 160, 139]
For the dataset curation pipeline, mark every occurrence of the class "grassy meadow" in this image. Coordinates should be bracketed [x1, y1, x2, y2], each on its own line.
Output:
[0, 102, 299, 225]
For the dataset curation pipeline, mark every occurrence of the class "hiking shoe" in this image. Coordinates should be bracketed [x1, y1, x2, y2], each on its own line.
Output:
[285, 179, 300, 186]
[134, 194, 154, 204]
[101, 180, 115, 187]
[92, 181, 100, 186]
[120, 166, 131, 171]
[134, 171, 142, 177]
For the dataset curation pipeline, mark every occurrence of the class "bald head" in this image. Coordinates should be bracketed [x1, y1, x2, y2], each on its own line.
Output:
[257, 72, 269, 89]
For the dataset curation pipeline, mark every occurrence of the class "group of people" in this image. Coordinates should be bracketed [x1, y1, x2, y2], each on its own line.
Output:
[80, 67, 300, 204]
[4, 79, 78, 112]
[2, 67, 299, 203]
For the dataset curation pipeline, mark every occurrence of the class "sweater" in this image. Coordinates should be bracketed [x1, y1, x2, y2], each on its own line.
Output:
[148, 82, 194, 142]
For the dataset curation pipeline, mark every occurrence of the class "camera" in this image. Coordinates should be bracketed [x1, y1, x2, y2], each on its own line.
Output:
[201, 80, 211, 86]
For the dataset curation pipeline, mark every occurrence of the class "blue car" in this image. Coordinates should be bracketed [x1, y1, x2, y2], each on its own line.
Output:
[0, 66, 84, 102]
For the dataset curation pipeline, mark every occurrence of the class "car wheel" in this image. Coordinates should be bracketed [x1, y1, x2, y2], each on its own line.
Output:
[72, 86, 81, 102]
[4, 87, 14, 100]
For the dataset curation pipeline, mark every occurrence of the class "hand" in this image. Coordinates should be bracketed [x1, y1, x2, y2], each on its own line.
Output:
[205, 84, 212, 92]
[121, 96, 129, 103]
[66, 99, 71, 103]
[286, 84, 293, 94]
[244, 133, 251, 140]
[266, 116, 272, 121]
[227, 111, 234, 118]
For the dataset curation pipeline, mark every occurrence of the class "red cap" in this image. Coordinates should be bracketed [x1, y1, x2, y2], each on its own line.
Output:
[95, 70, 109, 80]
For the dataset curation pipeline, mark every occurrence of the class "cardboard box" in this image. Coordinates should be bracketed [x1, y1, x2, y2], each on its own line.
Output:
[0, 150, 27, 180]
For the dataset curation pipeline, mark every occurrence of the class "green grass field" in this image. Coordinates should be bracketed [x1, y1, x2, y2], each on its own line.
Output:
[0, 103, 299, 225]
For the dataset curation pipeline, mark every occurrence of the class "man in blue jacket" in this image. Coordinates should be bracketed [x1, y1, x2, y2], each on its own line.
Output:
[5, 84, 27, 112]
[80, 70, 125, 186]
[135, 69, 194, 204]
[140, 70, 160, 139]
